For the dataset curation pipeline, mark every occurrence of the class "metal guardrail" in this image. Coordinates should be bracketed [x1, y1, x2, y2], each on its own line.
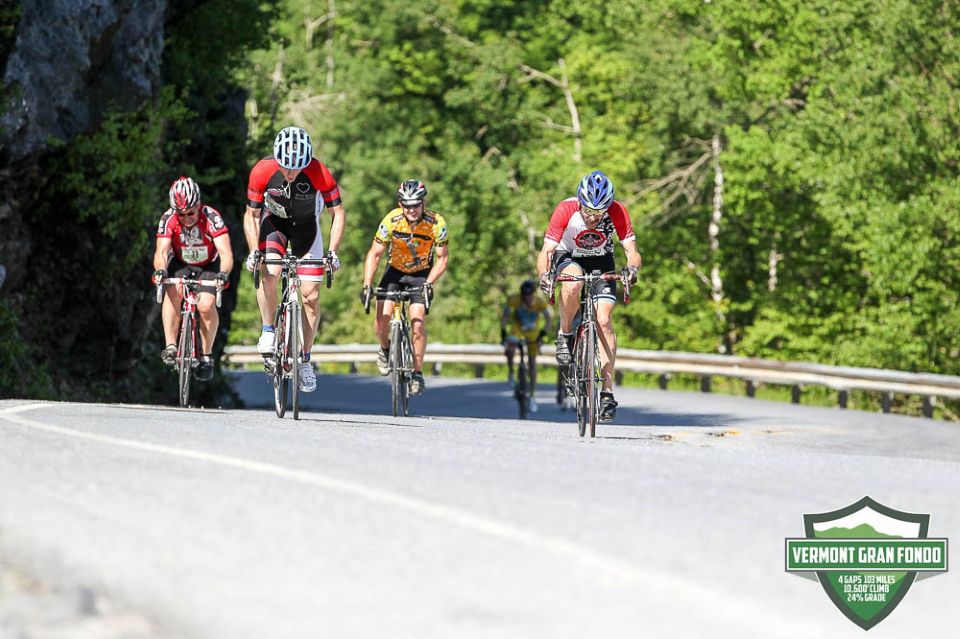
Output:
[223, 343, 960, 418]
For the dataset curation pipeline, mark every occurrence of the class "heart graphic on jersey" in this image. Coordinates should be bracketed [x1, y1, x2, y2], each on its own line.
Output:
[575, 229, 606, 249]
[296, 182, 310, 193]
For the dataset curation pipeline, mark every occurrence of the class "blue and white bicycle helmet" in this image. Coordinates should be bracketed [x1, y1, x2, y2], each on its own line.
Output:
[576, 170, 615, 210]
[273, 126, 313, 170]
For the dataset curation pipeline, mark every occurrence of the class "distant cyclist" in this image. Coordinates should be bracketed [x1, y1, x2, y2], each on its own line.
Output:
[152, 177, 233, 382]
[535, 170, 641, 422]
[243, 126, 346, 393]
[361, 180, 449, 395]
[501, 279, 552, 412]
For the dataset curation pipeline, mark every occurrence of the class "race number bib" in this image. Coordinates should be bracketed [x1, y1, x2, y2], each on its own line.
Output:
[264, 193, 289, 218]
[181, 246, 209, 264]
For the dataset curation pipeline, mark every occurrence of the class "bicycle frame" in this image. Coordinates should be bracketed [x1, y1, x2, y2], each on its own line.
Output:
[155, 276, 222, 407]
[550, 269, 629, 436]
[367, 288, 418, 417]
[255, 254, 332, 420]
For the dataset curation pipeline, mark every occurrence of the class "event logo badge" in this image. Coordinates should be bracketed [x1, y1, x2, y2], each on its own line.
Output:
[785, 496, 948, 629]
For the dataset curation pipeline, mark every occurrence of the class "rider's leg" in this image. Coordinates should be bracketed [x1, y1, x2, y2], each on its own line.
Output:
[557, 262, 583, 333]
[409, 303, 427, 372]
[375, 300, 394, 350]
[257, 264, 281, 325]
[504, 341, 516, 379]
[197, 292, 219, 354]
[299, 279, 321, 354]
[162, 284, 183, 346]
[595, 299, 617, 392]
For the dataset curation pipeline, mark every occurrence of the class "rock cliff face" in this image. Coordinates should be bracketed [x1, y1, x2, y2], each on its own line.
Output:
[0, 0, 240, 404]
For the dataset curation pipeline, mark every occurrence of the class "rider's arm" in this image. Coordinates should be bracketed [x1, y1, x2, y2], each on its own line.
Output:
[327, 203, 346, 253]
[213, 234, 234, 275]
[426, 243, 449, 285]
[363, 240, 386, 286]
[154, 237, 172, 271]
[501, 305, 512, 331]
[243, 205, 261, 253]
[622, 239, 642, 270]
[542, 306, 553, 333]
[536, 242, 556, 277]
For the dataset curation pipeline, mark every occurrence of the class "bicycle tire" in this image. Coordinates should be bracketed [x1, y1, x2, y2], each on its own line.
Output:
[585, 325, 599, 438]
[273, 304, 288, 418]
[291, 301, 300, 421]
[517, 363, 528, 420]
[391, 322, 402, 417]
[574, 332, 587, 437]
[401, 328, 411, 416]
[178, 312, 193, 408]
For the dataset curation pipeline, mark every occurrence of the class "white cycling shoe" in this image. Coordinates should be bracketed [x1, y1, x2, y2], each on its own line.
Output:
[299, 364, 317, 393]
[257, 330, 276, 354]
[529, 397, 538, 413]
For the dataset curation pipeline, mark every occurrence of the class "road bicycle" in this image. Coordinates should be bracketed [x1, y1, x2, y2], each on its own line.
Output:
[504, 335, 539, 419]
[254, 254, 332, 420]
[365, 285, 431, 417]
[550, 270, 630, 437]
[155, 275, 222, 408]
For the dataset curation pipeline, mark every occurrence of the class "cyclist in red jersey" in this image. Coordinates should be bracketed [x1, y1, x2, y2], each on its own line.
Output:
[243, 126, 346, 393]
[152, 177, 233, 382]
[535, 170, 641, 422]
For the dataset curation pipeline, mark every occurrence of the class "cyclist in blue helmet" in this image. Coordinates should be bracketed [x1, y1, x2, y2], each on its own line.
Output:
[535, 170, 642, 423]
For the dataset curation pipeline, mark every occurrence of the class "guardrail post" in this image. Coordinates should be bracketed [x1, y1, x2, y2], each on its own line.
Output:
[881, 392, 893, 413]
[838, 390, 848, 409]
[615, 371, 624, 386]
[349, 361, 359, 374]
[431, 362, 442, 376]
[700, 375, 711, 393]
[791, 385, 802, 404]
[745, 380, 756, 398]
[474, 364, 485, 378]
[922, 396, 936, 418]
[658, 374, 670, 390]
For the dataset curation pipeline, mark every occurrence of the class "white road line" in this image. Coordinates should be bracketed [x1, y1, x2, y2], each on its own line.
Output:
[0, 403, 817, 635]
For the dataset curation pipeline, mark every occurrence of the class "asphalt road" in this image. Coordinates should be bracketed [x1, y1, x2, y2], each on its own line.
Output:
[1, 372, 958, 638]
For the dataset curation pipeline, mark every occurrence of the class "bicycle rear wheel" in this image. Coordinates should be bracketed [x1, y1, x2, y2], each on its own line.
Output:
[273, 305, 288, 418]
[178, 313, 194, 408]
[290, 301, 301, 421]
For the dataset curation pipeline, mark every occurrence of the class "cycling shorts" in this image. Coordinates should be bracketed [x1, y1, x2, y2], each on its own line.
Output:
[378, 265, 431, 306]
[258, 213, 325, 282]
[166, 256, 221, 295]
[506, 328, 542, 357]
[552, 251, 617, 304]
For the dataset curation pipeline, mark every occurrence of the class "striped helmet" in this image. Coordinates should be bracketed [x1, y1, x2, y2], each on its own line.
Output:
[576, 170, 615, 210]
[273, 126, 313, 170]
[169, 176, 200, 211]
[397, 179, 427, 206]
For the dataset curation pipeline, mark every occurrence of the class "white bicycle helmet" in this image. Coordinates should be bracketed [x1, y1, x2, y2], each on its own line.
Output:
[273, 126, 313, 170]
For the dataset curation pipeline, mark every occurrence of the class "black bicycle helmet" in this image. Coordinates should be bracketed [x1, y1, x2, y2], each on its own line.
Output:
[520, 279, 537, 295]
[398, 179, 427, 206]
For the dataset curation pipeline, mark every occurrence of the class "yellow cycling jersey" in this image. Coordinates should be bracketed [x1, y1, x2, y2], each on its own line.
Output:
[505, 293, 548, 332]
[374, 209, 449, 273]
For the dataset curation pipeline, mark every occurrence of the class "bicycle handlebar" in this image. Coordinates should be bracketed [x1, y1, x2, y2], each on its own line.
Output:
[155, 277, 222, 308]
[549, 270, 630, 305]
[254, 255, 333, 290]
[364, 286, 433, 315]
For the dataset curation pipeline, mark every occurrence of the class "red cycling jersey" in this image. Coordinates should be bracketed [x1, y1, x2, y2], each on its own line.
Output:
[246, 157, 341, 224]
[544, 198, 635, 257]
[157, 205, 229, 266]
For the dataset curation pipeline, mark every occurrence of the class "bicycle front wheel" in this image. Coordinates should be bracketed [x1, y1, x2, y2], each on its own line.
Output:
[390, 322, 402, 417]
[585, 327, 600, 438]
[290, 301, 300, 421]
[178, 313, 194, 408]
[400, 329, 411, 416]
[273, 305, 288, 418]
[517, 363, 529, 420]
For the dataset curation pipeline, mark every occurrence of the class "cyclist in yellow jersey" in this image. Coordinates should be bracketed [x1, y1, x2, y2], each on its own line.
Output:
[501, 279, 552, 412]
[361, 180, 449, 395]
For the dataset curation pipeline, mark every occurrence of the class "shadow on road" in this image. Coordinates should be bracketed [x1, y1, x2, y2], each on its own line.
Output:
[229, 371, 737, 429]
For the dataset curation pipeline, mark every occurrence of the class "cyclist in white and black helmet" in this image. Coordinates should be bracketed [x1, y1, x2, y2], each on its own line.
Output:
[243, 126, 347, 393]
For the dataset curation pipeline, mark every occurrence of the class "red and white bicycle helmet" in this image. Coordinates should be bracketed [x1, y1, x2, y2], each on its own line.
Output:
[169, 176, 201, 211]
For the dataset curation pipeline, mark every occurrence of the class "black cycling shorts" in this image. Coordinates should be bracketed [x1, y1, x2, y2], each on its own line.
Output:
[552, 251, 617, 304]
[258, 213, 326, 282]
[378, 265, 431, 305]
[166, 256, 221, 295]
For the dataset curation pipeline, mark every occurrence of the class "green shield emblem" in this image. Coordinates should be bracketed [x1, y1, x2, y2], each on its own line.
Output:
[786, 496, 948, 630]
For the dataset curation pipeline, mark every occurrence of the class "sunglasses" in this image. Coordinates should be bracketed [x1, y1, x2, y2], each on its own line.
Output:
[581, 205, 607, 217]
[176, 208, 198, 217]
